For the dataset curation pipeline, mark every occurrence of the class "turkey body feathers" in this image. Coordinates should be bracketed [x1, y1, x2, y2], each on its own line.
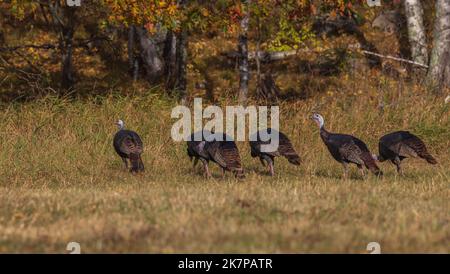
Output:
[186, 132, 244, 178]
[186, 131, 211, 162]
[113, 129, 144, 172]
[249, 128, 301, 165]
[378, 131, 437, 164]
[208, 138, 243, 171]
[321, 130, 382, 176]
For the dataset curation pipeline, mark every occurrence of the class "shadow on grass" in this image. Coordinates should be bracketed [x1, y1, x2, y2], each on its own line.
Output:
[314, 168, 366, 181]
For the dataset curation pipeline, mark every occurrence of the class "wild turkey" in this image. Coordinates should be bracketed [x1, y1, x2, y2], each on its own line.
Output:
[187, 131, 244, 178]
[187, 131, 211, 170]
[374, 131, 437, 174]
[312, 113, 382, 178]
[249, 128, 301, 176]
[113, 119, 144, 173]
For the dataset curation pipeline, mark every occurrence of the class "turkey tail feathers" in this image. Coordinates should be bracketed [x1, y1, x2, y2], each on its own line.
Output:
[130, 153, 144, 173]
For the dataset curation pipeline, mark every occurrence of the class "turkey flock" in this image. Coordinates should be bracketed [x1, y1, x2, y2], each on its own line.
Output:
[113, 113, 437, 179]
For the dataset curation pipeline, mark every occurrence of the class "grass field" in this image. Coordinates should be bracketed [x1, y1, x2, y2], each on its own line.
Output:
[0, 87, 448, 253]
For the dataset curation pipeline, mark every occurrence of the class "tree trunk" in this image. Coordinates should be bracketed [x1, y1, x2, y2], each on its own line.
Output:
[61, 26, 74, 89]
[255, 16, 262, 99]
[238, 0, 250, 105]
[127, 26, 139, 81]
[426, 0, 450, 93]
[47, 1, 76, 90]
[175, 28, 188, 103]
[172, 0, 188, 105]
[163, 30, 178, 89]
[445, 58, 450, 88]
[260, 73, 281, 102]
[135, 26, 163, 84]
[404, 0, 428, 66]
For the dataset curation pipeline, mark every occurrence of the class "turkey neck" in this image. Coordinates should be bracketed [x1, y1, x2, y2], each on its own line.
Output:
[319, 126, 331, 142]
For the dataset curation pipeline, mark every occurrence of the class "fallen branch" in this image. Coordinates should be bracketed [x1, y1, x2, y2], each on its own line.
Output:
[224, 46, 429, 69]
[360, 50, 429, 69]
[224, 49, 305, 62]
[347, 44, 428, 68]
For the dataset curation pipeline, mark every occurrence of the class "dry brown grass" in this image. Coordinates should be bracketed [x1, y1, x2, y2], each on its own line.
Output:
[0, 80, 448, 253]
[0, 11, 448, 252]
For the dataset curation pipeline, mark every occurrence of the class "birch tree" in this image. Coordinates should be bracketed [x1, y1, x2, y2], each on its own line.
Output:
[403, 0, 428, 66]
[238, 0, 250, 105]
[426, 0, 450, 92]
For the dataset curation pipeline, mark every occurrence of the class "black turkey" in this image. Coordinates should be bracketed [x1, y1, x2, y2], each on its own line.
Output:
[249, 128, 300, 176]
[113, 119, 144, 173]
[187, 131, 244, 178]
[187, 131, 211, 170]
[375, 131, 437, 174]
[312, 113, 382, 178]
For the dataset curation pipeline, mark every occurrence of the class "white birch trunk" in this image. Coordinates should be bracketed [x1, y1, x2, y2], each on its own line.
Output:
[404, 0, 428, 66]
[427, 0, 450, 92]
[238, 0, 250, 105]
